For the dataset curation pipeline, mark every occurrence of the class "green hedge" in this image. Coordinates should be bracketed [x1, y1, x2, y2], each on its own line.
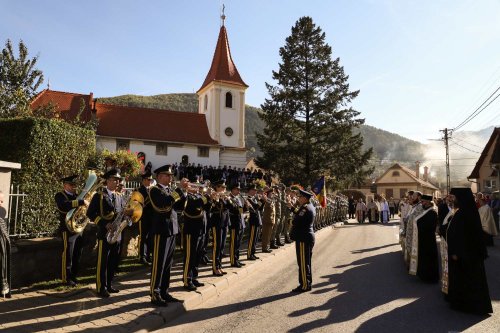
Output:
[0, 117, 95, 236]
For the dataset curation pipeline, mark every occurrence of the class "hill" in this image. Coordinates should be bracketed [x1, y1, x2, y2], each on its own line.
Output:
[97, 93, 496, 183]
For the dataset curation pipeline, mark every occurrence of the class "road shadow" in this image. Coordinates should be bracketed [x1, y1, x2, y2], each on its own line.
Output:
[287, 250, 493, 333]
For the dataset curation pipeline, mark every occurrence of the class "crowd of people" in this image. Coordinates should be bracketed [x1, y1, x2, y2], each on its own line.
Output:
[349, 195, 393, 223]
[399, 189, 496, 315]
[143, 161, 274, 189]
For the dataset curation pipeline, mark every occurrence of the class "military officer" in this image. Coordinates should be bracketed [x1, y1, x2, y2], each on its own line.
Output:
[209, 180, 230, 276]
[149, 165, 188, 306]
[136, 171, 153, 265]
[227, 183, 246, 268]
[246, 184, 263, 260]
[182, 184, 211, 291]
[288, 189, 316, 292]
[55, 175, 87, 286]
[87, 169, 130, 297]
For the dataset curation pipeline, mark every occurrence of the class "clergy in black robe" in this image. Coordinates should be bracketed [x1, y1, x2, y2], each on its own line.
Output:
[441, 187, 492, 315]
[416, 195, 439, 283]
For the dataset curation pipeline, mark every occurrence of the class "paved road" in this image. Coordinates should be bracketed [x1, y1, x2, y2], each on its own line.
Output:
[157, 220, 500, 333]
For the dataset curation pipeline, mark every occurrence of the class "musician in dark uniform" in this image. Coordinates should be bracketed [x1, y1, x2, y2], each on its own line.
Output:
[86, 169, 129, 297]
[227, 183, 246, 268]
[55, 175, 87, 286]
[182, 185, 211, 291]
[288, 189, 316, 292]
[136, 171, 153, 265]
[246, 184, 263, 260]
[210, 180, 230, 276]
[148, 165, 188, 306]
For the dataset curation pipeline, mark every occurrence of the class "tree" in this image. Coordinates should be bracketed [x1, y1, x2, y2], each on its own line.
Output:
[256, 16, 373, 188]
[0, 39, 44, 118]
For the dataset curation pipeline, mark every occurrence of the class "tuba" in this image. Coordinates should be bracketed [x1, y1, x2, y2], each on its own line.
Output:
[65, 170, 104, 234]
[106, 191, 144, 244]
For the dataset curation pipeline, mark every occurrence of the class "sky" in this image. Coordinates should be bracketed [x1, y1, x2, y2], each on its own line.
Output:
[1, 0, 499, 144]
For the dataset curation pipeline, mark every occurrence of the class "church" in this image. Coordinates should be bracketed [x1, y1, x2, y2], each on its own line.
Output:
[31, 18, 249, 170]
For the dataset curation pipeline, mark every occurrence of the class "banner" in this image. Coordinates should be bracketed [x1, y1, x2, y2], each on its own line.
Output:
[312, 176, 326, 207]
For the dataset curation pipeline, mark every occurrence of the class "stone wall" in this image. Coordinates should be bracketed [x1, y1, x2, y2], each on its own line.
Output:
[10, 223, 140, 288]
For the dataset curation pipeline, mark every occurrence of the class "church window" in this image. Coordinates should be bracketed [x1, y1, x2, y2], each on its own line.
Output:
[225, 92, 233, 108]
[392, 171, 400, 177]
[116, 139, 130, 151]
[204, 95, 208, 111]
[156, 143, 168, 156]
[198, 147, 209, 157]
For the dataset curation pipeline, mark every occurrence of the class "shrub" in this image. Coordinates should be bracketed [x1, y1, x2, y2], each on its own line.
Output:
[0, 117, 95, 236]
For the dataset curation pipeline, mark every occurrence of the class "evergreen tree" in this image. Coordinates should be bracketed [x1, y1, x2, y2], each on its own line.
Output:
[0, 39, 44, 118]
[257, 16, 373, 187]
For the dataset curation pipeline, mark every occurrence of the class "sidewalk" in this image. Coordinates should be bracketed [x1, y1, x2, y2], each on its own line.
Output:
[0, 222, 344, 333]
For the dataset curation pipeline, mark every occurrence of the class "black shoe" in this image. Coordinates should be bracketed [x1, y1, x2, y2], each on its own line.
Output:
[291, 285, 312, 293]
[107, 287, 120, 293]
[285, 238, 293, 244]
[161, 293, 182, 303]
[97, 289, 110, 298]
[183, 283, 197, 291]
[262, 248, 272, 253]
[231, 262, 242, 268]
[65, 280, 76, 287]
[151, 292, 167, 306]
[277, 242, 284, 247]
[220, 269, 227, 275]
[213, 271, 224, 276]
[250, 255, 259, 260]
[139, 257, 151, 266]
[270, 244, 279, 249]
[192, 280, 205, 287]
[237, 261, 246, 266]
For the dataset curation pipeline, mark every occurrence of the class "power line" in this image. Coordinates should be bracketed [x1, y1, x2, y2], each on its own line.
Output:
[450, 136, 485, 149]
[449, 139, 482, 154]
[453, 85, 500, 131]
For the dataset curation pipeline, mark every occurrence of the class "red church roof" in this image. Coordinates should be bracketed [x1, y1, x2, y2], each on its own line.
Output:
[95, 103, 218, 145]
[198, 25, 248, 93]
[30, 90, 218, 146]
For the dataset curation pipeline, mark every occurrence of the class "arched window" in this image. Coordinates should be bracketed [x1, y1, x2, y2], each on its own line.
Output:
[392, 171, 400, 177]
[225, 91, 233, 108]
[204, 95, 208, 111]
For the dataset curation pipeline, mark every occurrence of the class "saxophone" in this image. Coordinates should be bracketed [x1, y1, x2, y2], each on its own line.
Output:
[65, 170, 104, 234]
[106, 190, 144, 244]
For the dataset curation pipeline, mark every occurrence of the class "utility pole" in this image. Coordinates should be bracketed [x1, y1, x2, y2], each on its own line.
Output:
[439, 128, 452, 194]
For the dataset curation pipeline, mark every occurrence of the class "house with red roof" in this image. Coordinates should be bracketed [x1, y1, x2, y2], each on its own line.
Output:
[375, 162, 441, 199]
[30, 18, 248, 170]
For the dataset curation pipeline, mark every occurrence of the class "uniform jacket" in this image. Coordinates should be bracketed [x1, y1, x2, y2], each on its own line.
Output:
[86, 189, 117, 240]
[149, 184, 186, 236]
[290, 203, 316, 244]
[209, 197, 230, 228]
[55, 191, 85, 234]
[247, 195, 263, 226]
[262, 200, 275, 226]
[227, 194, 246, 230]
[183, 193, 211, 235]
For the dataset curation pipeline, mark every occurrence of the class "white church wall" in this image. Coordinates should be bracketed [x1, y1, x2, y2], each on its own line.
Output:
[218, 89, 241, 148]
[97, 136, 220, 171]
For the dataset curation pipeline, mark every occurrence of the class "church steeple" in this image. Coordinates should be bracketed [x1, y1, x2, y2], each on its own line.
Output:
[197, 22, 248, 93]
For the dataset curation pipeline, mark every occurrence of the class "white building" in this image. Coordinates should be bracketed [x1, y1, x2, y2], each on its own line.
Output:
[31, 20, 248, 170]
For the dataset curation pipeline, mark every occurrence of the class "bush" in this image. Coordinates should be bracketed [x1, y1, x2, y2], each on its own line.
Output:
[0, 117, 95, 236]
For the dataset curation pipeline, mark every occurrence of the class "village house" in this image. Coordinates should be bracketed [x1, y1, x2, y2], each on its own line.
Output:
[468, 127, 500, 194]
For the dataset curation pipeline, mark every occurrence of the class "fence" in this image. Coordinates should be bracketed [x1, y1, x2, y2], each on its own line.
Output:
[7, 180, 143, 238]
[7, 184, 29, 238]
